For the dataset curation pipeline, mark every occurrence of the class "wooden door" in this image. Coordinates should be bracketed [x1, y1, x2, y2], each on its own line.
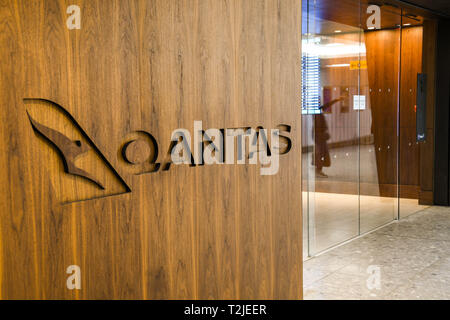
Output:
[0, 0, 302, 299]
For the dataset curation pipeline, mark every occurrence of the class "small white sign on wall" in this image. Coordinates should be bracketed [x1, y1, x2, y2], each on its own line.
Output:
[353, 95, 366, 110]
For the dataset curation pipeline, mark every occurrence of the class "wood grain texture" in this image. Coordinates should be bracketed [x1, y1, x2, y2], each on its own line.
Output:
[399, 26, 423, 189]
[365, 29, 400, 190]
[365, 27, 424, 198]
[0, 0, 302, 299]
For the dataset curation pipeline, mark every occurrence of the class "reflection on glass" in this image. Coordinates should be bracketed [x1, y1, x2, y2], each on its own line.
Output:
[302, 0, 361, 255]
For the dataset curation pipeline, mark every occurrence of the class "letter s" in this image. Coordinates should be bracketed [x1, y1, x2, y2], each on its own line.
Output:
[275, 124, 292, 155]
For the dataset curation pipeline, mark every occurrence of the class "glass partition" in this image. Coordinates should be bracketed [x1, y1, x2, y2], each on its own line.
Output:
[302, 0, 361, 255]
[302, 0, 429, 257]
[359, 1, 401, 233]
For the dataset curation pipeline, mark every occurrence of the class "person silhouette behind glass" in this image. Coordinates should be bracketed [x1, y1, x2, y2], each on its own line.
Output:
[312, 96, 345, 178]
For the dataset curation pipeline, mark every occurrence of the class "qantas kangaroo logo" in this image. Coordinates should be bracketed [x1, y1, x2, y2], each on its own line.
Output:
[24, 98, 131, 203]
[25, 98, 292, 204]
[27, 111, 105, 190]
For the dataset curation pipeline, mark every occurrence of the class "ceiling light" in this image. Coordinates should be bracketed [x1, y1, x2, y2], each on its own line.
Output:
[334, 30, 342, 33]
[324, 64, 351, 68]
[403, 23, 411, 26]
[302, 42, 366, 58]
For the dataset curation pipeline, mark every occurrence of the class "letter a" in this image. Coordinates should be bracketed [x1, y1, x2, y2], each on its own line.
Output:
[66, 5, 81, 30]
[367, 5, 381, 30]
[66, 265, 81, 290]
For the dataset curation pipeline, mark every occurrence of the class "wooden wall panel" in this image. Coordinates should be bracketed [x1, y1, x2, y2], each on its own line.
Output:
[399, 26, 423, 192]
[0, 0, 302, 299]
[365, 27, 424, 198]
[365, 29, 400, 192]
[434, 20, 450, 205]
[419, 20, 437, 205]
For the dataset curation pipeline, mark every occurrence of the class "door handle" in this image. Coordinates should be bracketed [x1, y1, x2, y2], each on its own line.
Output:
[416, 73, 427, 142]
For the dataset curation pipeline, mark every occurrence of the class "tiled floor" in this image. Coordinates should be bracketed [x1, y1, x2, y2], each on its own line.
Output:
[303, 206, 450, 300]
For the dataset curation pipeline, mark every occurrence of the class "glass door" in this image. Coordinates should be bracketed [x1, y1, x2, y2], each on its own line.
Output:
[398, 18, 429, 218]
[302, 0, 362, 256]
[359, 1, 401, 233]
[302, 0, 428, 258]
